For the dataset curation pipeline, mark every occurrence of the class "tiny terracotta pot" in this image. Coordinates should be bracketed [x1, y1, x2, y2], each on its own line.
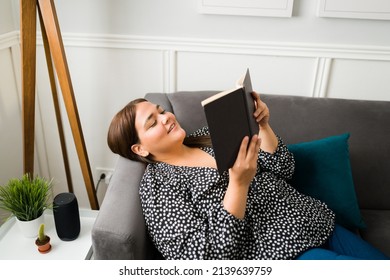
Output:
[35, 236, 51, 254]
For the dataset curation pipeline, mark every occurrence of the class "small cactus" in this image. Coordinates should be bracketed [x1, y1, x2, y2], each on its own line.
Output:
[35, 223, 51, 253]
[38, 223, 48, 243]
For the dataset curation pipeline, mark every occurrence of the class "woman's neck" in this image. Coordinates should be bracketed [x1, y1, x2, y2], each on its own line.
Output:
[157, 145, 216, 169]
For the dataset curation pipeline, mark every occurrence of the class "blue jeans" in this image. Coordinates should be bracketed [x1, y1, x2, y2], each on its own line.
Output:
[296, 224, 390, 260]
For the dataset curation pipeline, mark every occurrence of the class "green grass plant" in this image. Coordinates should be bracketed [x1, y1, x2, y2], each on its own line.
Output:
[0, 174, 53, 221]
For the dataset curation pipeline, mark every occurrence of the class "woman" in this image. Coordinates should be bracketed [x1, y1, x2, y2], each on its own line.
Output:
[107, 92, 389, 260]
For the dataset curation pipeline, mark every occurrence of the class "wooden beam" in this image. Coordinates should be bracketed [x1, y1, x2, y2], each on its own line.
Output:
[37, 0, 99, 209]
[38, 6, 74, 194]
[21, 0, 37, 176]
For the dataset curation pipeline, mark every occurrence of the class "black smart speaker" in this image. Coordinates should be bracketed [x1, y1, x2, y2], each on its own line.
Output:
[53, 192, 81, 241]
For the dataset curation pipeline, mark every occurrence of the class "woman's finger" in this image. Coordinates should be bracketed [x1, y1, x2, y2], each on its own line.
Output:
[246, 135, 261, 159]
[236, 136, 250, 161]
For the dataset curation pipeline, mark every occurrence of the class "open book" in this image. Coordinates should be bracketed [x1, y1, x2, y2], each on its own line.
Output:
[201, 69, 259, 174]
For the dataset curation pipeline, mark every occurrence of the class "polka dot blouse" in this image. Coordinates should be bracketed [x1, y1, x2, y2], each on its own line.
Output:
[139, 127, 335, 260]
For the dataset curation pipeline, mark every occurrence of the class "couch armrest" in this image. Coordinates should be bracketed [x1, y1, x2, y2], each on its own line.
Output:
[91, 157, 147, 259]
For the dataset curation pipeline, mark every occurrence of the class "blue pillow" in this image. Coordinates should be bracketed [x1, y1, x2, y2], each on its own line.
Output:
[287, 133, 366, 230]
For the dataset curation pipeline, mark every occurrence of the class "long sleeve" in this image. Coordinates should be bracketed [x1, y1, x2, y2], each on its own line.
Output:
[139, 164, 246, 260]
[258, 136, 295, 180]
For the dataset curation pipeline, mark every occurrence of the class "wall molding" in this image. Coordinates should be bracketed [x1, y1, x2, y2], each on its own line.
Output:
[198, 0, 294, 18]
[312, 58, 332, 98]
[162, 50, 177, 93]
[34, 32, 390, 99]
[0, 31, 19, 50]
[6, 30, 388, 99]
[317, 0, 390, 21]
[38, 33, 390, 62]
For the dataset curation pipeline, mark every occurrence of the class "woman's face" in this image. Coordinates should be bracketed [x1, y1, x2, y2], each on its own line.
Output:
[131, 101, 186, 159]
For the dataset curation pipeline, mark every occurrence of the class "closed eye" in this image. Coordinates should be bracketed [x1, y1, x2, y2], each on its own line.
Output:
[159, 107, 166, 114]
[148, 106, 166, 128]
[149, 120, 157, 128]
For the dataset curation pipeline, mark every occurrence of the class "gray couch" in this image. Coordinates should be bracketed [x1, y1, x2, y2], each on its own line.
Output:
[91, 91, 390, 259]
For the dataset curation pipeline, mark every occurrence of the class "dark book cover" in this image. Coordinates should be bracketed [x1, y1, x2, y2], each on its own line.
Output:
[201, 69, 259, 174]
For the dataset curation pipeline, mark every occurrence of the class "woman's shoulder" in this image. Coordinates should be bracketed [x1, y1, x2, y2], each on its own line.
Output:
[140, 163, 169, 193]
[143, 162, 170, 177]
[142, 162, 181, 183]
[188, 126, 210, 137]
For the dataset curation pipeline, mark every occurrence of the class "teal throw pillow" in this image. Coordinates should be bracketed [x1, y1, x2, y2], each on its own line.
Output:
[287, 133, 366, 230]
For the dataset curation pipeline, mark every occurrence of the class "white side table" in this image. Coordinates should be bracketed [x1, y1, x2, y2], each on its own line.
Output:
[0, 208, 98, 260]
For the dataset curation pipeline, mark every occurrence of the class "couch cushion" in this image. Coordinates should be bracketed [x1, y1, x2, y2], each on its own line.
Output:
[287, 133, 365, 230]
[168, 91, 218, 134]
[262, 94, 390, 210]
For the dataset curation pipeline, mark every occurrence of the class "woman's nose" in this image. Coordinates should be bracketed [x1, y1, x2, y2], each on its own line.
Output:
[160, 114, 169, 124]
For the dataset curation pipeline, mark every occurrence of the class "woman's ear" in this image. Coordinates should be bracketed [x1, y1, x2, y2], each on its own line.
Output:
[131, 144, 149, 157]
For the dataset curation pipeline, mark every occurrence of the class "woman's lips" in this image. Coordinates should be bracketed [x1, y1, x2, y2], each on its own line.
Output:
[168, 123, 175, 133]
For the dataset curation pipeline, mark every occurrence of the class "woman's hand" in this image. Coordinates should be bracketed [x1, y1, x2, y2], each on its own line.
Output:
[223, 135, 261, 219]
[252, 91, 270, 128]
[251, 91, 278, 153]
[229, 134, 261, 186]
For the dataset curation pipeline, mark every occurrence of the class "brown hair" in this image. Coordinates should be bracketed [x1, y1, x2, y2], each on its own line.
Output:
[107, 98, 211, 163]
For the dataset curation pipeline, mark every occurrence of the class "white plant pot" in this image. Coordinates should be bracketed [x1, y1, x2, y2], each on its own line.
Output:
[16, 215, 45, 238]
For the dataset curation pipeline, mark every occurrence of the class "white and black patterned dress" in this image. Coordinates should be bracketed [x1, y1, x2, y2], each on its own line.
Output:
[139, 127, 335, 260]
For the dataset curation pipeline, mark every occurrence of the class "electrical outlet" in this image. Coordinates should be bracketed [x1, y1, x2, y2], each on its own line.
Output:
[96, 167, 114, 185]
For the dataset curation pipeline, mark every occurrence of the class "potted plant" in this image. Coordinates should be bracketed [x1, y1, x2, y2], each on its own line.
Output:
[35, 223, 51, 253]
[0, 173, 53, 237]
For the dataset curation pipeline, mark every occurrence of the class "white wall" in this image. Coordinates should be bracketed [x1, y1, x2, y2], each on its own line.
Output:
[51, 0, 390, 46]
[2, 0, 390, 209]
[0, 0, 16, 34]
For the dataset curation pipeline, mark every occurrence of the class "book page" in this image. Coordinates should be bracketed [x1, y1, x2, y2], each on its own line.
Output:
[201, 86, 241, 106]
[201, 70, 247, 107]
[235, 72, 246, 88]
